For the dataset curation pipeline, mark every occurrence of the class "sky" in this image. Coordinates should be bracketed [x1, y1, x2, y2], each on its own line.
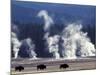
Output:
[11, 1, 96, 26]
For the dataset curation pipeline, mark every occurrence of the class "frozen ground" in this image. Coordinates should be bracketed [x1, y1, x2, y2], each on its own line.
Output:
[11, 57, 96, 74]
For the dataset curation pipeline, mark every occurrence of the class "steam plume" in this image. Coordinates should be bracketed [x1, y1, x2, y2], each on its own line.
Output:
[11, 32, 21, 59]
[37, 10, 54, 39]
[61, 24, 96, 58]
[37, 10, 60, 58]
[46, 35, 60, 59]
[19, 38, 37, 59]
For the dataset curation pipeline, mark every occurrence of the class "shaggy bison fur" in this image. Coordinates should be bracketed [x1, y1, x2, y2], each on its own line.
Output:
[37, 64, 46, 70]
[15, 66, 24, 71]
[60, 64, 69, 69]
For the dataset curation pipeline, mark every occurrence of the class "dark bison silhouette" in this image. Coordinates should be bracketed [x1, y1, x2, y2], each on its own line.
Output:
[37, 64, 46, 70]
[60, 64, 69, 69]
[15, 66, 24, 71]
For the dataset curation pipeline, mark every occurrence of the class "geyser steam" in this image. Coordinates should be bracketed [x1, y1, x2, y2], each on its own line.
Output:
[37, 10, 95, 59]
[11, 10, 95, 59]
[61, 24, 96, 58]
[37, 10, 60, 58]
[19, 38, 37, 59]
[37, 10, 54, 39]
[11, 24, 37, 59]
[46, 35, 60, 59]
[11, 32, 21, 58]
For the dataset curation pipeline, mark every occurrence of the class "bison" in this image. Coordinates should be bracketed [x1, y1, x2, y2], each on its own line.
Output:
[37, 64, 46, 70]
[15, 66, 24, 72]
[60, 64, 69, 69]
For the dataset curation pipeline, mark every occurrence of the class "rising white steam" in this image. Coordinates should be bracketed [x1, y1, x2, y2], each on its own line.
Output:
[11, 24, 19, 34]
[37, 10, 95, 59]
[61, 24, 96, 58]
[37, 10, 61, 58]
[11, 32, 21, 59]
[37, 10, 54, 39]
[21, 38, 37, 59]
[46, 35, 60, 59]
[37, 10, 54, 32]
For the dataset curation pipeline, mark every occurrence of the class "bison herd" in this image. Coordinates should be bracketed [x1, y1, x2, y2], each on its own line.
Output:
[15, 64, 69, 72]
